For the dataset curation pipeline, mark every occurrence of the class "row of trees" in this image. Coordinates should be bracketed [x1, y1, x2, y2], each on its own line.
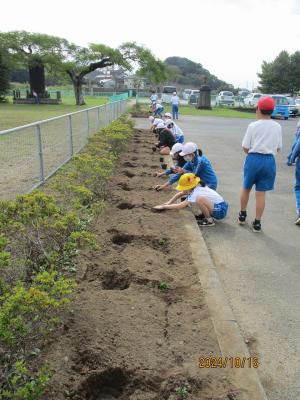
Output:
[258, 50, 300, 95]
[0, 31, 168, 105]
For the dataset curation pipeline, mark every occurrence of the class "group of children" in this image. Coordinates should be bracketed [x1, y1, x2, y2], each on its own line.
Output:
[150, 90, 180, 120]
[149, 111, 228, 227]
[148, 94, 300, 231]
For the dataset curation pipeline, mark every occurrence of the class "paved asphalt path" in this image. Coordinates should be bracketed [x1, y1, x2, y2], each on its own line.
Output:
[134, 115, 300, 400]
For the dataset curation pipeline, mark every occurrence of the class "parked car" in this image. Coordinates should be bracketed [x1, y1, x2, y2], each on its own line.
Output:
[243, 93, 262, 107]
[161, 86, 177, 103]
[287, 97, 299, 117]
[215, 91, 234, 106]
[268, 95, 289, 120]
[238, 90, 251, 98]
[183, 89, 192, 100]
[188, 90, 200, 104]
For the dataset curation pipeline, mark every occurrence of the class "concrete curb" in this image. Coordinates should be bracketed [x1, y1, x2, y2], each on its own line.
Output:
[182, 211, 268, 400]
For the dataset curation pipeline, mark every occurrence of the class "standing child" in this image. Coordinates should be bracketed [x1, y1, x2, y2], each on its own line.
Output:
[171, 92, 180, 120]
[153, 173, 228, 226]
[287, 119, 300, 225]
[238, 96, 282, 232]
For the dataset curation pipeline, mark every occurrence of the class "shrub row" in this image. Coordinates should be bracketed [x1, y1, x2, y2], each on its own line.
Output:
[0, 114, 133, 399]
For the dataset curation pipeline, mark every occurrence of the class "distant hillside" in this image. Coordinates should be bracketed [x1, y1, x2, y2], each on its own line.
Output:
[165, 56, 234, 91]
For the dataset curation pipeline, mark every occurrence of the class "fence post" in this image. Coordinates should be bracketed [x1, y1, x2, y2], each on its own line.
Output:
[86, 110, 90, 138]
[68, 115, 74, 157]
[35, 124, 45, 183]
[96, 107, 100, 131]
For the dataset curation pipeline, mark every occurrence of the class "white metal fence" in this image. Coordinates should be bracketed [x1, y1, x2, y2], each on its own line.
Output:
[0, 100, 127, 200]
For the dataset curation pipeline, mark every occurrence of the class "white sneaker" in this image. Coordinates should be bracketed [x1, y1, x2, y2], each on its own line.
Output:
[295, 215, 300, 225]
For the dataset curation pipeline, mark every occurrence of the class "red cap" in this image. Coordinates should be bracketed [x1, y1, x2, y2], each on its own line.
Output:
[257, 96, 275, 111]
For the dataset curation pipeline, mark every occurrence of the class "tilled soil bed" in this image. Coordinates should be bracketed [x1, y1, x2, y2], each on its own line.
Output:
[43, 127, 235, 400]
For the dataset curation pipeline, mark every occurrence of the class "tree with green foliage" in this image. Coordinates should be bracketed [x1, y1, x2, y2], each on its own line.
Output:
[0, 31, 69, 97]
[258, 50, 300, 95]
[64, 41, 167, 105]
[0, 48, 10, 102]
[1, 31, 168, 105]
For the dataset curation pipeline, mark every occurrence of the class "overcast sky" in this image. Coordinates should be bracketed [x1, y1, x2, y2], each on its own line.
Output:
[2, 0, 300, 89]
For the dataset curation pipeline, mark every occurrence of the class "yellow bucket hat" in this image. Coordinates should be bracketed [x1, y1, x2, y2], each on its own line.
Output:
[176, 173, 200, 191]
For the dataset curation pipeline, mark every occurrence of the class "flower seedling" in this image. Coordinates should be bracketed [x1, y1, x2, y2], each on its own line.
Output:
[158, 282, 169, 291]
[175, 386, 189, 400]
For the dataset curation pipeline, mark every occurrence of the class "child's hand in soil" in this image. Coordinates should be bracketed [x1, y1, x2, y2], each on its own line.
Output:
[153, 171, 164, 177]
[153, 205, 165, 210]
[154, 185, 163, 191]
[174, 166, 184, 173]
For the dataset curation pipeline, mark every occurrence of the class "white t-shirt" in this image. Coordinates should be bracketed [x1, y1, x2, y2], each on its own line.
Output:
[153, 118, 164, 126]
[171, 95, 180, 105]
[156, 103, 163, 110]
[242, 119, 282, 156]
[150, 94, 158, 102]
[172, 124, 183, 136]
[187, 185, 224, 205]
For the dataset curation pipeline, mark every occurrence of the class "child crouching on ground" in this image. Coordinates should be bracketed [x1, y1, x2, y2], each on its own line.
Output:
[154, 143, 185, 182]
[153, 173, 229, 226]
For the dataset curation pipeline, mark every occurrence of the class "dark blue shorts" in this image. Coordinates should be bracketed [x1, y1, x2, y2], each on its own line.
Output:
[243, 153, 276, 191]
[212, 201, 229, 220]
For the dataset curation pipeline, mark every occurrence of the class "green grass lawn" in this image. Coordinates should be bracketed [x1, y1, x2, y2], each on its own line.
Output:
[0, 96, 108, 131]
[163, 105, 255, 119]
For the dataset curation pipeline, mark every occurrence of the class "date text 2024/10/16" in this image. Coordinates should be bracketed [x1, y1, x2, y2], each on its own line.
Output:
[198, 356, 259, 369]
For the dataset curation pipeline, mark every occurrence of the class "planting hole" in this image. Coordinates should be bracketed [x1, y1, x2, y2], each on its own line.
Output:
[116, 183, 132, 191]
[101, 270, 131, 290]
[122, 162, 137, 168]
[123, 170, 135, 178]
[117, 202, 135, 210]
[77, 368, 129, 400]
[111, 233, 134, 245]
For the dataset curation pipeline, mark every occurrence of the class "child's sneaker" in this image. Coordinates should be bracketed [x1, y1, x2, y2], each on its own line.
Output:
[198, 217, 215, 227]
[238, 211, 247, 225]
[195, 213, 205, 221]
[295, 215, 300, 225]
[252, 220, 261, 233]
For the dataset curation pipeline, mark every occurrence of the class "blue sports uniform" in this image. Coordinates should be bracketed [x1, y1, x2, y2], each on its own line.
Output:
[287, 129, 300, 215]
[168, 154, 218, 189]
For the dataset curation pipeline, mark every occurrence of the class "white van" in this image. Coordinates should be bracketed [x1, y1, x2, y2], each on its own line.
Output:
[183, 89, 192, 100]
[161, 86, 177, 103]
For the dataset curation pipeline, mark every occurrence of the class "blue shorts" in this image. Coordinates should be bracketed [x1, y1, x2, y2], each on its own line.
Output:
[243, 153, 276, 191]
[212, 201, 229, 220]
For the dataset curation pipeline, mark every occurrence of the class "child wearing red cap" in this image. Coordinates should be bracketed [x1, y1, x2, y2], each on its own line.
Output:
[238, 96, 282, 232]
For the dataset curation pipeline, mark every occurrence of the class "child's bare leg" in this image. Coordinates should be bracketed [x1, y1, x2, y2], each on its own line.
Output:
[255, 191, 266, 220]
[196, 197, 213, 218]
[240, 188, 250, 211]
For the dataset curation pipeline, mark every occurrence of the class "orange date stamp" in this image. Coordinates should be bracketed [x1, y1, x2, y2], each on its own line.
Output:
[198, 356, 259, 368]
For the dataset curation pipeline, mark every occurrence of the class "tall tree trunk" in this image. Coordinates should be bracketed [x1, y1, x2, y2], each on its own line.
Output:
[72, 75, 85, 105]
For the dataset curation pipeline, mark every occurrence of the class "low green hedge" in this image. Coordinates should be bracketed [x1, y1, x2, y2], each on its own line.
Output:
[0, 114, 134, 399]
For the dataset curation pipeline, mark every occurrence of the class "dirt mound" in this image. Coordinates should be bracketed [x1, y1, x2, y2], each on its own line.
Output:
[42, 128, 234, 400]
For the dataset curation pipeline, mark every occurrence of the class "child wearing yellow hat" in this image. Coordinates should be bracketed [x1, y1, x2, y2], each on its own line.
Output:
[153, 173, 228, 226]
